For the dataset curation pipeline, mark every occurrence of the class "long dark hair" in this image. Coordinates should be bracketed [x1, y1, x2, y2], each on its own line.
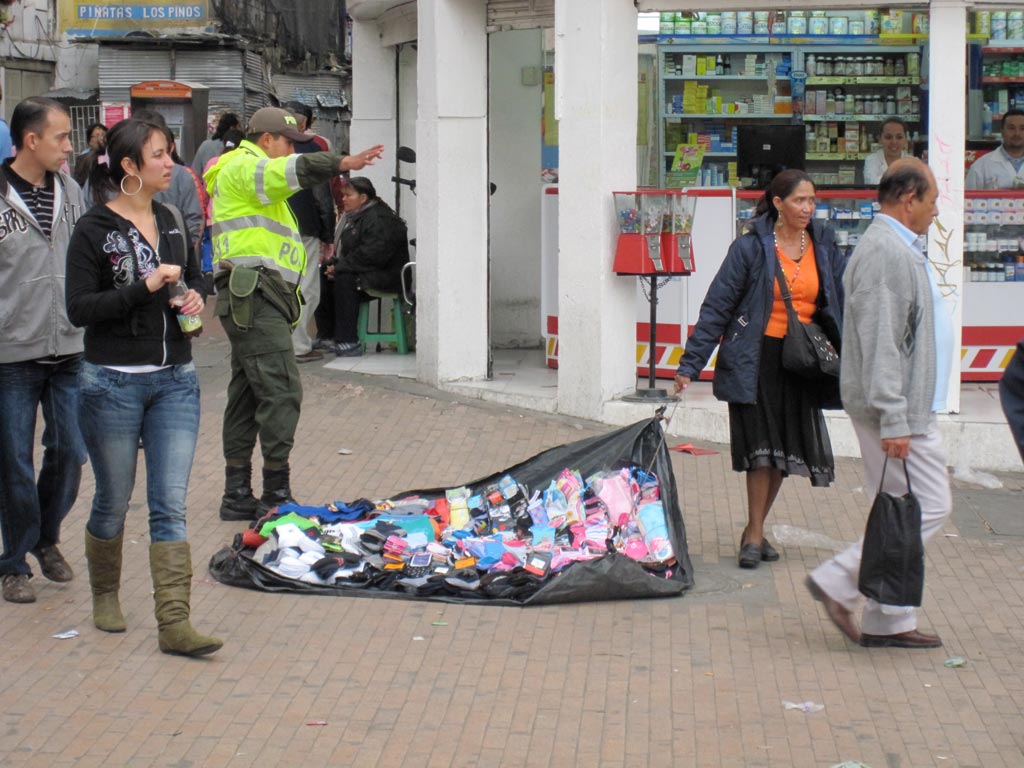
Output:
[88, 118, 168, 204]
[753, 169, 815, 221]
[347, 176, 395, 214]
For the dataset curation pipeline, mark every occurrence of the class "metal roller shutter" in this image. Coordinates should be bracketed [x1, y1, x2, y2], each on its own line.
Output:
[487, 0, 554, 30]
[98, 47, 173, 103]
[176, 48, 245, 117]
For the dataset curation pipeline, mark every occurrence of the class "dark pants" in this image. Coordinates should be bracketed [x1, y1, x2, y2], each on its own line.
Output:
[0, 357, 86, 576]
[314, 264, 335, 342]
[218, 292, 302, 465]
[1000, 341, 1024, 463]
[332, 271, 365, 344]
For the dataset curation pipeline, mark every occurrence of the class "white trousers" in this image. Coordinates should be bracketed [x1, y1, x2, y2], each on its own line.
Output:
[292, 235, 322, 355]
[811, 417, 952, 635]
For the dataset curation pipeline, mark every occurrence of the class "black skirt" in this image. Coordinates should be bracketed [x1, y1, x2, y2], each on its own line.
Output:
[728, 335, 835, 487]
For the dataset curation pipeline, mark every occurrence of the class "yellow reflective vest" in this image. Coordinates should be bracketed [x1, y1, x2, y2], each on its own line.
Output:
[204, 140, 306, 285]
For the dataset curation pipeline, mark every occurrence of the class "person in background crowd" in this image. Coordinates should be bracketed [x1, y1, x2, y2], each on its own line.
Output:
[0, 84, 12, 162]
[0, 97, 87, 604]
[314, 208, 347, 349]
[82, 122, 107, 154]
[1000, 340, 1024, 463]
[205, 107, 382, 522]
[199, 128, 244, 293]
[191, 112, 240, 177]
[674, 169, 846, 570]
[966, 108, 1024, 189]
[283, 101, 336, 363]
[863, 117, 910, 186]
[67, 117, 221, 657]
[322, 177, 409, 357]
[808, 158, 950, 650]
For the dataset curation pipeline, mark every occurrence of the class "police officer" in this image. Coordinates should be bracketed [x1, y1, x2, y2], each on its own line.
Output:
[205, 107, 382, 520]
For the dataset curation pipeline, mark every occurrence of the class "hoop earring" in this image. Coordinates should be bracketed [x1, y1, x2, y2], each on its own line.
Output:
[120, 174, 143, 196]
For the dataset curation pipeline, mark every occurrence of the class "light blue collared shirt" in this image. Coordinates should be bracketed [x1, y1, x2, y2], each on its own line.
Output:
[875, 214, 952, 411]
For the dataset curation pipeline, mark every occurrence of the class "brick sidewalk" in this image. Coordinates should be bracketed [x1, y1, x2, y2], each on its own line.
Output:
[1, 312, 1022, 767]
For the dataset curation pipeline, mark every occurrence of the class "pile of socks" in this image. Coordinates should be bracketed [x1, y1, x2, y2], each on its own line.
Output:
[241, 465, 676, 599]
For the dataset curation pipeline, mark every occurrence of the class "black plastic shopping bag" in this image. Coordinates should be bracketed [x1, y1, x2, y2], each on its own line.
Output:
[857, 457, 924, 607]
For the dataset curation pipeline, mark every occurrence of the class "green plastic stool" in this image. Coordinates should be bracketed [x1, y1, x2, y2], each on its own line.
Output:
[358, 290, 409, 354]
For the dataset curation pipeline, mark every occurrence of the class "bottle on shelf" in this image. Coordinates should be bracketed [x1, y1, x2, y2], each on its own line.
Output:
[715, 54, 724, 76]
[983, 103, 994, 135]
[895, 55, 906, 77]
[806, 54, 816, 76]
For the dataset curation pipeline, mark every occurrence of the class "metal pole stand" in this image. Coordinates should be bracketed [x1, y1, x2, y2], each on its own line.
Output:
[623, 274, 674, 403]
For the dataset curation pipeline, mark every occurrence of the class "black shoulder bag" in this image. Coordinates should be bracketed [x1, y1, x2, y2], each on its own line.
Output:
[858, 457, 925, 607]
[774, 259, 840, 379]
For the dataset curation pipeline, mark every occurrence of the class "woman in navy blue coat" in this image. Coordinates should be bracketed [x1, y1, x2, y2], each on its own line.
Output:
[674, 170, 846, 569]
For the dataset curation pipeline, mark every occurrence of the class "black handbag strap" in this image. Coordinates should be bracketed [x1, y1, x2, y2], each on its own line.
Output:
[773, 259, 801, 323]
[878, 455, 913, 495]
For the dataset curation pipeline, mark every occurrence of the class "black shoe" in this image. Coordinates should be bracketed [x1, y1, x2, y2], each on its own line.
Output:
[296, 350, 324, 363]
[760, 539, 780, 562]
[259, 465, 295, 515]
[738, 543, 762, 569]
[220, 464, 258, 521]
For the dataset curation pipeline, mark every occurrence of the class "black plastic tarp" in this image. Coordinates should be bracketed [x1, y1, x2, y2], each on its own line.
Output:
[208, 418, 694, 606]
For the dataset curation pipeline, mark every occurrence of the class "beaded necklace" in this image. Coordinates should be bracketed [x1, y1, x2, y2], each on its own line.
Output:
[774, 229, 807, 291]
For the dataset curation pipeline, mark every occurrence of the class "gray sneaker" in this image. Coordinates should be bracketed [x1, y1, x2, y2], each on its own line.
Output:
[2, 574, 36, 603]
[335, 341, 363, 357]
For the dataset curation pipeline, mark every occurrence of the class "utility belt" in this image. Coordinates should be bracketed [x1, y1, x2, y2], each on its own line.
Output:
[215, 264, 301, 330]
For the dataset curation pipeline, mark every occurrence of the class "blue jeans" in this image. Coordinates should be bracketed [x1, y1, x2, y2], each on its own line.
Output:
[0, 357, 86, 576]
[78, 362, 200, 543]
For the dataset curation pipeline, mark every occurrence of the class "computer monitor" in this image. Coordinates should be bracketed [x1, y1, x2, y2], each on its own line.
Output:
[736, 124, 806, 190]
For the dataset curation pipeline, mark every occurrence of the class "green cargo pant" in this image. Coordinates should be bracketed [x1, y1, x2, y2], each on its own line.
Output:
[217, 290, 302, 465]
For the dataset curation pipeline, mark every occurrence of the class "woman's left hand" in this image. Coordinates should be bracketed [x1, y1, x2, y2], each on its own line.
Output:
[176, 289, 205, 316]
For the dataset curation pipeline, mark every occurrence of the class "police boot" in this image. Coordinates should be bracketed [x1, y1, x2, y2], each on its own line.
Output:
[259, 464, 296, 515]
[220, 463, 259, 521]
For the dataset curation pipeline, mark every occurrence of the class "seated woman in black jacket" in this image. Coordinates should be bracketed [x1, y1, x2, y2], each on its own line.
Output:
[324, 177, 409, 356]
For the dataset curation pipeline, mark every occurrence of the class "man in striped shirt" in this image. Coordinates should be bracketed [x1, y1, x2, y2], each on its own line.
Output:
[0, 97, 87, 604]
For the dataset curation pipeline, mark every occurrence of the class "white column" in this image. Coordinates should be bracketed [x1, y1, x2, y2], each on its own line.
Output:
[555, 0, 638, 419]
[416, 0, 489, 385]
[927, 0, 967, 413]
[350, 19, 397, 208]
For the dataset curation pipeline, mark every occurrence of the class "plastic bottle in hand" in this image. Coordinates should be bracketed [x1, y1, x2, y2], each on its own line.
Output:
[168, 279, 203, 337]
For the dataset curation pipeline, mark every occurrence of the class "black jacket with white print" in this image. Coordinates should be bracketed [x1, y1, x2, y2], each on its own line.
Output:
[66, 201, 202, 366]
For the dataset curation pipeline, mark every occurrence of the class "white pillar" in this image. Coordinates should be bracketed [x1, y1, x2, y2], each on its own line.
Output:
[927, 0, 967, 413]
[350, 19, 397, 208]
[555, 0, 638, 418]
[416, 0, 489, 385]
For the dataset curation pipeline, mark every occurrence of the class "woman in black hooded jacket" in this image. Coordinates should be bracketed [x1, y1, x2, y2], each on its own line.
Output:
[65, 118, 221, 658]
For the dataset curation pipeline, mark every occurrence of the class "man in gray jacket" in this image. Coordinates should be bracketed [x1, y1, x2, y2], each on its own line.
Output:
[807, 158, 951, 649]
[0, 97, 87, 603]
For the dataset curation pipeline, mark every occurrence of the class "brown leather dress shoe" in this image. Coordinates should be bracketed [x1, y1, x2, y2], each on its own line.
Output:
[859, 629, 942, 649]
[32, 545, 73, 582]
[805, 576, 861, 643]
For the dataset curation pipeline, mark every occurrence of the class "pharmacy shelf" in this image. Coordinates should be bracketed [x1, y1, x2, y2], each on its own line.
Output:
[662, 113, 789, 119]
[803, 114, 920, 122]
[662, 75, 768, 81]
[983, 76, 1024, 84]
[806, 152, 871, 161]
[805, 76, 919, 86]
[662, 151, 736, 157]
[982, 46, 1024, 53]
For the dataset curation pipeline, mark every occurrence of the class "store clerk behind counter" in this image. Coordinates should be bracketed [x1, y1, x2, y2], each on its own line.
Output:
[966, 109, 1024, 190]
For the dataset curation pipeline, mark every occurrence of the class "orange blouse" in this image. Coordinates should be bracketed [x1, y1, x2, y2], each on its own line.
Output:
[765, 241, 819, 339]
